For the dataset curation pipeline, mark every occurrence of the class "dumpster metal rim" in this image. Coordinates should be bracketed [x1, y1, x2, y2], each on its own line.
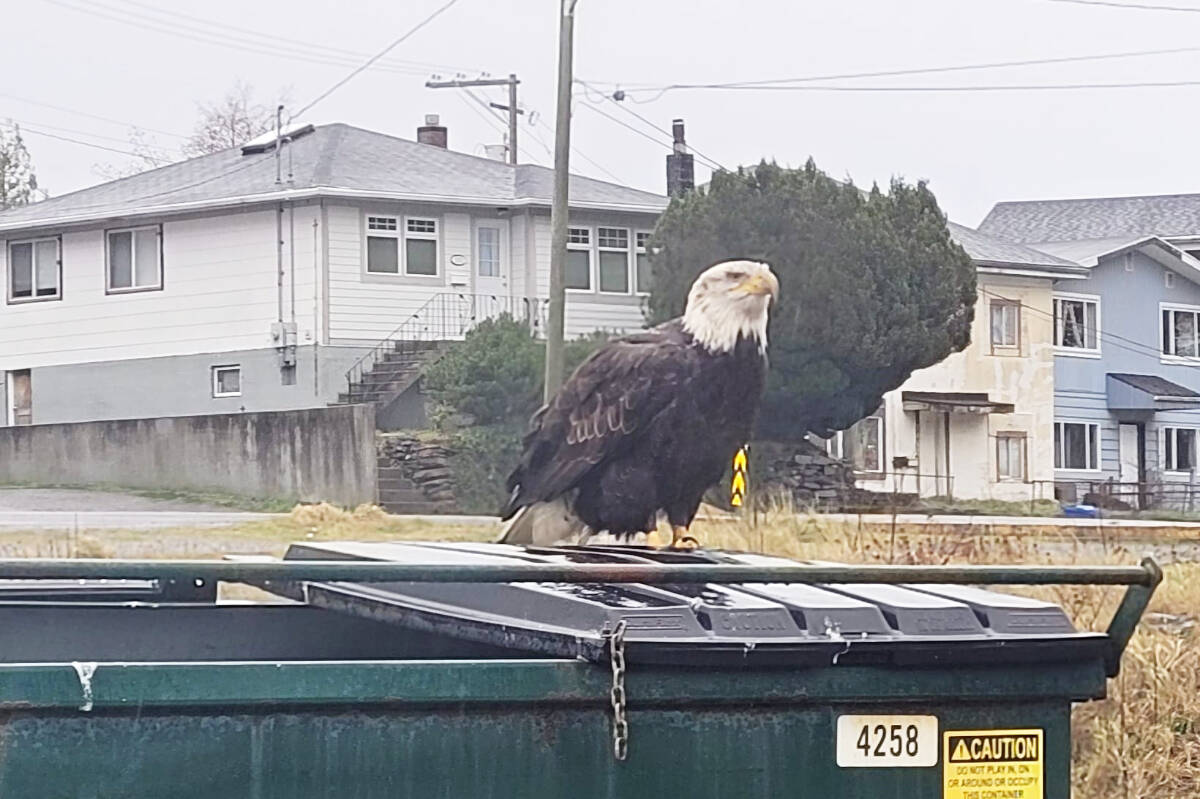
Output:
[0, 558, 1160, 586]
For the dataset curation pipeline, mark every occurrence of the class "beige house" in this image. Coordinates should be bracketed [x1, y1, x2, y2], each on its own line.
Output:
[826, 224, 1088, 501]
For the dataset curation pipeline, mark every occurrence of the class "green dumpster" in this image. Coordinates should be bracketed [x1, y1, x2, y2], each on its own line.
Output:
[0, 543, 1158, 798]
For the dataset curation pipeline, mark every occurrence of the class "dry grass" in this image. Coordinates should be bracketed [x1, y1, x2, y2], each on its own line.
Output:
[0, 500, 1195, 797]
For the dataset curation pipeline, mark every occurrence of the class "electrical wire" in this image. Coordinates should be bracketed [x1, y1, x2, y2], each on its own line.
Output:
[577, 100, 726, 173]
[604, 43, 1200, 101]
[0, 93, 188, 140]
[574, 79, 728, 172]
[1047, 0, 1200, 12]
[293, 0, 463, 119]
[42, 0, 474, 79]
[979, 287, 1190, 363]
[529, 116, 625, 183]
[107, 0, 486, 74]
[18, 125, 162, 159]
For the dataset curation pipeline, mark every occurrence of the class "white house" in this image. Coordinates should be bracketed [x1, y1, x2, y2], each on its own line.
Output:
[0, 120, 667, 428]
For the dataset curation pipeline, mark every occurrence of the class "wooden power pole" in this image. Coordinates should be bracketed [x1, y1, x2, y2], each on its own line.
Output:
[544, 0, 578, 401]
[425, 74, 521, 164]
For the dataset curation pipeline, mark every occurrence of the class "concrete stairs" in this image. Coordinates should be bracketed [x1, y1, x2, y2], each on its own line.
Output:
[377, 457, 447, 514]
[337, 341, 447, 409]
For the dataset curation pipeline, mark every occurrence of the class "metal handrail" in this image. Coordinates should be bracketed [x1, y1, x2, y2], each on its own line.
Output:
[344, 292, 549, 398]
[0, 556, 1159, 674]
[0, 558, 1158, 586]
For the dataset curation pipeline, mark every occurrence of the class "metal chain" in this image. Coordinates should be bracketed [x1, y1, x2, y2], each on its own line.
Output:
[606, 619, 629, 761]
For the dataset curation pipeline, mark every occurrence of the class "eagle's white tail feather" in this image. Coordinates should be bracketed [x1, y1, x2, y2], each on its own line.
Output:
[498, 498, 591, 546]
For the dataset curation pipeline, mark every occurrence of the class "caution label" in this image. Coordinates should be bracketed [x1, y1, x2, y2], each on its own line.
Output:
[943, 729, 1043, 799]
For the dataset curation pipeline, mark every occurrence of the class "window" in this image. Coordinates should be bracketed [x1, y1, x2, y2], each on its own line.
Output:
[845, 413, 884, 473]
[106, 226, 161, 292]
[566, 227, 591, 290]
[477, 226, 500, 278]
[635, 231, 652, 294]
[7, 238, 60, 302]
[212, 365, 241, 398]
[822, 432, 845, 461]
[990, 300, 1019, 350]
[1162, 426, 1197, 473]
[365, 215, 439, 276]
[597, 227, 630, 293]
[1053, 295, 1099, 352]
[1054, 421, 1100, 471]
[1161, 305, 1200, 358]
[996, 433, 1027, 481]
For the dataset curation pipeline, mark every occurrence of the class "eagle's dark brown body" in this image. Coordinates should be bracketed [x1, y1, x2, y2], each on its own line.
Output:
[500, 320, 768, 538]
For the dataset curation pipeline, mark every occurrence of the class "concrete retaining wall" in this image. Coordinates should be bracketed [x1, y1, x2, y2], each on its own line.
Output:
[0, 405, 377, 507]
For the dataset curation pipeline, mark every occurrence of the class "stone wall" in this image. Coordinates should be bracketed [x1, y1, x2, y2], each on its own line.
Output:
[378, 433, 458, 508]
[756, 439, 915, 511]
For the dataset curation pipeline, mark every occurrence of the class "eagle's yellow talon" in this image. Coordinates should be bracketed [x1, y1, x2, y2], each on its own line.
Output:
[670, 525, 699, 549]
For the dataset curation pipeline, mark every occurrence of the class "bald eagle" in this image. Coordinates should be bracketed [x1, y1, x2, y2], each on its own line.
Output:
[499, 259, 779, 548]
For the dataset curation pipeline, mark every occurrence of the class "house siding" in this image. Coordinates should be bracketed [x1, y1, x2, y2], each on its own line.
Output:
[856, 274, 1058, 502]
[0, 206, 320, 370]
[1053, 249, 1200, 491]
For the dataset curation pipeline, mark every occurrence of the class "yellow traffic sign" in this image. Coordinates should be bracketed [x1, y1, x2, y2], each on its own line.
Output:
[731, 446, 748, 507]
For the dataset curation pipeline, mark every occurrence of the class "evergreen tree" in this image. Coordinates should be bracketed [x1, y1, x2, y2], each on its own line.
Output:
[0, 122, 41, 210]
[647, 160, 976, 440]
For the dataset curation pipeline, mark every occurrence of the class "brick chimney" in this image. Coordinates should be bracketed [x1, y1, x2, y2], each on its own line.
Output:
[666, 118, 694, 197]
[417, 114, 448, 148]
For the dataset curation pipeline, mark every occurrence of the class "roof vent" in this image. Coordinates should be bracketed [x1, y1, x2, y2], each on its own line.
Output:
[241, 123, 316, 155]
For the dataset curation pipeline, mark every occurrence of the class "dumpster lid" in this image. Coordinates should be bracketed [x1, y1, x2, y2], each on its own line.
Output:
[274, 541, 1105, 667]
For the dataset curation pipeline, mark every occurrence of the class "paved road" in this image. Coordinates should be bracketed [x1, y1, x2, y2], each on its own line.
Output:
[0, 488, 278, 530]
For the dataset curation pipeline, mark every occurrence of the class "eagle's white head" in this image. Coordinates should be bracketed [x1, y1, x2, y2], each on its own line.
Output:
[681, 259, 779, 354]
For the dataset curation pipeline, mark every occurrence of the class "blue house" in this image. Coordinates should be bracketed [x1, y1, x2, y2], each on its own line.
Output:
[980, 195, 1200, 507]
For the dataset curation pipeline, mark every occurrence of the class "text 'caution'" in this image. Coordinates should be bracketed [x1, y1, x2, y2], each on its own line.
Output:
[943, 729, 1043, 799]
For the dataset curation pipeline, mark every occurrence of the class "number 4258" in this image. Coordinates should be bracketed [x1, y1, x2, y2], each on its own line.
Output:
[856, 723, 920, 758]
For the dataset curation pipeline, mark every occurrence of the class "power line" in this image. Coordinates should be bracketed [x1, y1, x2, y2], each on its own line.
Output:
[42, 0, 473, 79]
[577, 100, 727, 175]
[0, 93, 188, 140]
[980, 287, 1186, 363]
[575, 79, 727, 172]
[606, 44, 1200, 100]
[19, 125, 158, 159]
[1047, 0, 1200, 11]
[293, 0, 463, 119]
[107, 0, 484, 74]
[530, 116, 624, 183]
[618, 79, 1200, 94]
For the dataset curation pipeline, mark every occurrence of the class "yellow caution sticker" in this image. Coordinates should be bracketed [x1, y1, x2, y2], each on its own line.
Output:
[943, 729, 1043, 799]
[731, 446, 748, 507]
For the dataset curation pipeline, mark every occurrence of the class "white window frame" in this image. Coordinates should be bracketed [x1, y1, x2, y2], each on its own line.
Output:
[995, 432, 1027, 482]
[1161, 425, 1198, 474]
[105, 225, 163, 294]
[1160, 302, 1200, 363]
[565, 226, 593, 292]
[362, 214, 441, 278]
[403, 217, 439, 277]
[1054, 420, 1102, 473]
[635, 231, 652, 295]
[6, 236, 62, 304]
[844, 413, 885, 475]
[596, 227, 632, 295]
[211, 365, 242, 398]
[989, 299, 1020, 352]
[1052, 292, 1101, 358]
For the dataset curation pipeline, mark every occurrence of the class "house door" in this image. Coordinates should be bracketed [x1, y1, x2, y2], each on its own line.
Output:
[1118, 423, 1141, 507]
[473, 222, 509, 321]
[8, 370, 31, 426]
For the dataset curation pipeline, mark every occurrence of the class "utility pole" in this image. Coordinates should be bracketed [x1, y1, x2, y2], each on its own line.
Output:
[425, 74, 521, 164]
[544, 0, 577, 401]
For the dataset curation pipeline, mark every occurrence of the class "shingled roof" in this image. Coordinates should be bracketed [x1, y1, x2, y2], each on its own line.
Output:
[0, 123, 667, 232]
[946, 222, 1082, 271]
[979, 193, 1200, 245]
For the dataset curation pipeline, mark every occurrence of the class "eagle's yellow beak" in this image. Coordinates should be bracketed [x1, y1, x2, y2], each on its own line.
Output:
[740, 271, 780, 300]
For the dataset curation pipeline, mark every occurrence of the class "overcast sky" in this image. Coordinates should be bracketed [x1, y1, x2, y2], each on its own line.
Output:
[6, 0, 1200, 226]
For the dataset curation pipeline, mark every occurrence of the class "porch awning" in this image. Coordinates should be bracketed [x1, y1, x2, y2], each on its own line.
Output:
[901, 392, 1015, 414]
[1107, 373, 1200, 412]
